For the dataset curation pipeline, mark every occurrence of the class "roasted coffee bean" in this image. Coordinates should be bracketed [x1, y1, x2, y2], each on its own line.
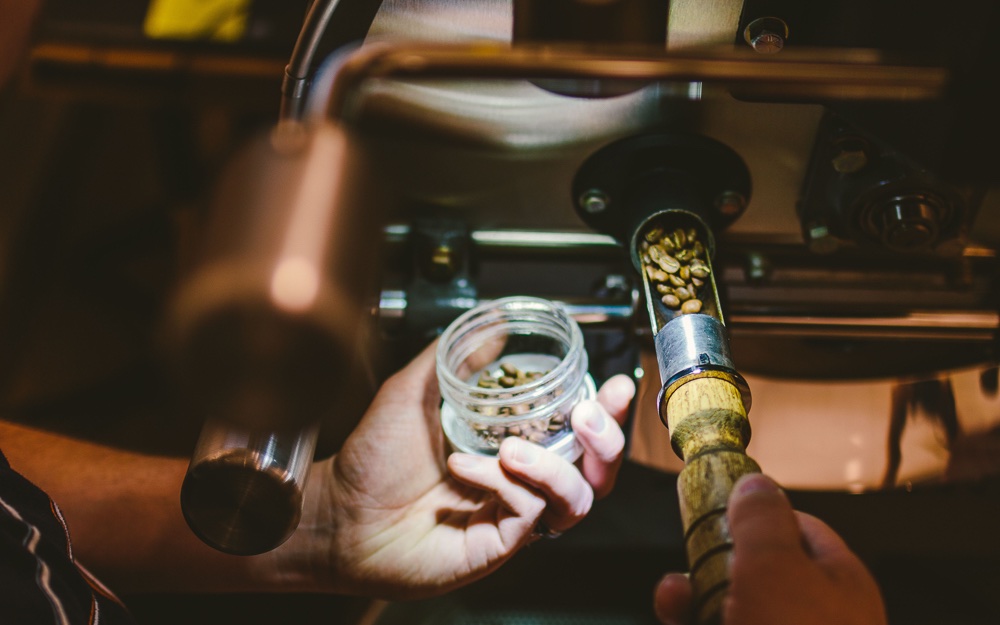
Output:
[681, 299, 703, 314]
[690, 264, 710, 279]
[640, 222, 715, 316]
[661, 294, 681, 309]
[499, 375, 517, 388]
[649, 246, 680, 273]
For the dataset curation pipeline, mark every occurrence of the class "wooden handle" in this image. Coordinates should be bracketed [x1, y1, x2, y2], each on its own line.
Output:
[665, 376, 760, 625]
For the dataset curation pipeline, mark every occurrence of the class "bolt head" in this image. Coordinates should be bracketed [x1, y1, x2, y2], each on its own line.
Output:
[751, 31, 784, 53]
[580, 190, 609, 214]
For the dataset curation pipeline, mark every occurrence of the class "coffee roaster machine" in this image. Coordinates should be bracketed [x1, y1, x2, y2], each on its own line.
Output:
[5, 1, 1000, 623]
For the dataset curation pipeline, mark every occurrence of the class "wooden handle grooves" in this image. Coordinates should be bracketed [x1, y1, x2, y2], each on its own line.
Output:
[666, 376, 761, 625]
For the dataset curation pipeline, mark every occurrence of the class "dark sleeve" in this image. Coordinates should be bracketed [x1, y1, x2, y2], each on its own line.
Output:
[0, 448, 136, 625]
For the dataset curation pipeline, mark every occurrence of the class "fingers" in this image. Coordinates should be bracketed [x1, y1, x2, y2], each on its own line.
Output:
[446, 453, 545, 527]
[596, 374, 636, 426]
[572, 400, 626, 499]
[728, 474, 805, 563]
[653, 573, 694, 625]
[497, 437, 593, 532]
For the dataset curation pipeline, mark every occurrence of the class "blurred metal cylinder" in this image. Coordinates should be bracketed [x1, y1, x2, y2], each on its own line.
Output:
[180, 419, 320, 555]
[169, 119, 381, 434]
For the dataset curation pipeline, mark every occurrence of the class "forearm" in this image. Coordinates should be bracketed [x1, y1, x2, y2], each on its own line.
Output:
[0, 419, 302, 595]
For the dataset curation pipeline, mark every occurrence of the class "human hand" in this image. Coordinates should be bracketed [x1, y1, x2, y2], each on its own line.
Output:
[274, 341, 634, 599]
[653, 474, 887, 625]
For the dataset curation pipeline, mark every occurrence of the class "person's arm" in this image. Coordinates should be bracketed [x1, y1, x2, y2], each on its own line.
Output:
[0, 420, 284, 594]
[1, 342, 634, 598]
[653, 474, 887, 625]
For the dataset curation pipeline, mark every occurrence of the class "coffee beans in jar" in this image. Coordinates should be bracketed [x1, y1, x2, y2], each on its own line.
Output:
[639, 226, 712, 315]
[437, 297, 595, 462]
[469, 358, 567, 446]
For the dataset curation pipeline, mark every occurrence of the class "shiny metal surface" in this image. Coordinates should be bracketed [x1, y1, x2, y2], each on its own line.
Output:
[320, 44, 943, 236]
[376, 290, 634, 326]
[631, 352, 1000, 492]
[344, 0, 952, 239]
[651, 313, 750, 417]
[384, 225, 620, 251]
[169, 121, 386, 432]
[653, 314, 738, 384]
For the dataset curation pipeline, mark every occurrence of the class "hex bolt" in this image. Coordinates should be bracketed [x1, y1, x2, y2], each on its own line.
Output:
[580, 189, 610, 214]
[743, 17, 789, 54]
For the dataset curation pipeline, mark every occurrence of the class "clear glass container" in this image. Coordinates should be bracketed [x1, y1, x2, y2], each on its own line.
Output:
[180, 419, 319, 556]
[437, 296, 595, 462]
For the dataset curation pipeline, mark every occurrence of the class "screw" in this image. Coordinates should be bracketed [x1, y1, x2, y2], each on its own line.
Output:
[580, 189, 610, 214]
[715, 191, 747, 218]
[744, 17, 789, 54]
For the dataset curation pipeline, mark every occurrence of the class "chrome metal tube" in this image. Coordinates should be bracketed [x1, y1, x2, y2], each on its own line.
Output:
[323, 42, 948, 120]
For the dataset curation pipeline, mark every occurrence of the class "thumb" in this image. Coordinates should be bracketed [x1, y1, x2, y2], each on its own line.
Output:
[727, 474, 805, 563]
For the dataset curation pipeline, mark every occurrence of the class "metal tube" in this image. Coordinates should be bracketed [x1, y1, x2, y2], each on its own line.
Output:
[323, 42, 948, 120]
[280, 0, 345, 121]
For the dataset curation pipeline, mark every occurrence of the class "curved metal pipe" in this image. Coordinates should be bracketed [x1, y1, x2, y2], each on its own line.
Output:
[321, 42, 949, 120]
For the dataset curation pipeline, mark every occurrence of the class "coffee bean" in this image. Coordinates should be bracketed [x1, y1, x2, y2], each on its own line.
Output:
[661, 294, 681, 309]
[674, 228, 687, 248]
[640, 222, 714, 316]
[690, 264, 710, 279]
[500, 363, 520, 377]
[681, 299, 703, 314]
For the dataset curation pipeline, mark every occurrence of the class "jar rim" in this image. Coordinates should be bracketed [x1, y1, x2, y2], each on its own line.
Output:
[436, 296, 587, 424]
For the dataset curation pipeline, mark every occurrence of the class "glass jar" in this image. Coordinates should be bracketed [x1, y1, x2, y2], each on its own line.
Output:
[437, 296, 595, 462]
